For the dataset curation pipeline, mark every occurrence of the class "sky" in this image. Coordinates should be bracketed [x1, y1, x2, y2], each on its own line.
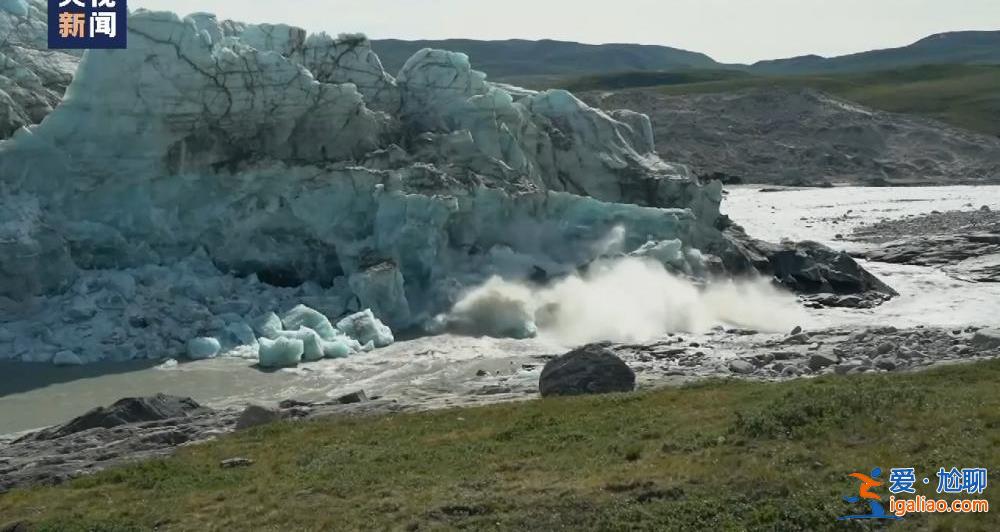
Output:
[131, 0, 1000, 64]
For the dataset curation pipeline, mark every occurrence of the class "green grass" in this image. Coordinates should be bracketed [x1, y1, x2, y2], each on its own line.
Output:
[556, 69, 754, 93]
[545, 64, 1000, 138]
[3, 360, 1000, 531]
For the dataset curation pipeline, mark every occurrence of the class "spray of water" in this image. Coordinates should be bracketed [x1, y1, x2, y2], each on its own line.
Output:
[441, 256, 807, 345]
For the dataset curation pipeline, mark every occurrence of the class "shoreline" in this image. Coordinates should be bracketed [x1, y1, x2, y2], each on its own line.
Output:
[4, 358, 999, 530]
[3, 323, 997, 494]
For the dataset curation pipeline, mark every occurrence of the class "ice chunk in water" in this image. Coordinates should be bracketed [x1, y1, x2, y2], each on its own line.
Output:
[322, 338, 353, 359]
[276, 327, 326, 362]
[253, 312, 284, 339]
[224, 321, 259, 348]
[348, 262, 411, 329]
[53, 351, 84, 366]
[186, 337, 221, 360]
[258, 337, 304, 368]
[336, 309, 394, 348]
[281, 305, 338, 340]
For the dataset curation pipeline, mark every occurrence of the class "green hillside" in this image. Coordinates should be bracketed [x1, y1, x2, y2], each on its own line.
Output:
[370, 38, 721, 78]
[370, 31, 1000, 81]
[548, 64, 1000, 137]
[751, 31, 1000, 75]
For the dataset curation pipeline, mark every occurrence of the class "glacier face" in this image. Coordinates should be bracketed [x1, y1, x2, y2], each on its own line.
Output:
[0, 0, 79, 138]
[1, 9, 746, 364]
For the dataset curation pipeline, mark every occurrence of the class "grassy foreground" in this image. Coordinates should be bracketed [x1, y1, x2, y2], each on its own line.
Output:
[3, 360, 1000, 531]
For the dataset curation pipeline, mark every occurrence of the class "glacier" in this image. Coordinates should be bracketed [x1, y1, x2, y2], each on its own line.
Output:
[0, 0, 79, 138]
[0, 8, 888, 365]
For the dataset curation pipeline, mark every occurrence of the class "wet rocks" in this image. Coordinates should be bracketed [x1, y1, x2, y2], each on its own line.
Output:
[235, 405, 283, 430]
[876, 342, 896, 355]
[785, 332, 813, 344]
[728, 360, 755, 374]
[28, 394, 206, 441]
[861, 235, 1000, 282]
[1, 395, 404, 493]
[972, 329, 1000, 350]
[852, 210, 1000, 283]
[617, 326, 999, 385]
[724, 229, 897, 305]
[1, 399, 234, 493]
[873, 357, 897, 371]
[834, 360, 867, 375]
[539, 344, 636, 397]
[853, 209, 1000, 244]
[808, 353, 839, 371]
[771, 326, 994, 378]
[768, 240, 897, 297]
[336, 390, 369, 405]
[801, 293, 890, 309]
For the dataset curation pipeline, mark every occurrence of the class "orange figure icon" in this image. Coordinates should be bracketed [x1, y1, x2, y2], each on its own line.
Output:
[849, 472, 883, 500]
[58, 12, 86, 38]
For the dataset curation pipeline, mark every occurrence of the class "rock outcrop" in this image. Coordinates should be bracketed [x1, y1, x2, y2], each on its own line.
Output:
[586, 88, 1000, 186]
[723, 227, 898, 307]
[852, 209, 1000, 283]
[539, 344, 636, 397]
[0, 394, 403, 493]
[25, 394, 207, 441]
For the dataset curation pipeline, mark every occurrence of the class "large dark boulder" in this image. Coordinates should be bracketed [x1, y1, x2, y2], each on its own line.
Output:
[539, 344, 636, 397]
[722, 227, 897, 306]
[30, 394, 207, 441]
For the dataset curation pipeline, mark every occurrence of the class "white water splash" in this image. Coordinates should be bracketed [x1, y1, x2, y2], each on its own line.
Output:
[441, 256, 808, 345]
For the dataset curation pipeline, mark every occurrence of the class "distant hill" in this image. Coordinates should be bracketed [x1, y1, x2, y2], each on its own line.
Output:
[369, 39, 721, 79]
[542, 64, 1000, 138]
[658, 64, 1000, 138]
[750, 31, 1000, 75]
[371, 31, 1000, 80]
[585, 86, 1000, 186]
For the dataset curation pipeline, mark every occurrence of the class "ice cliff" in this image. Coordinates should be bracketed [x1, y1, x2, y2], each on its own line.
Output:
[0, 8, 883, 364]
[0, 0, 79, 138]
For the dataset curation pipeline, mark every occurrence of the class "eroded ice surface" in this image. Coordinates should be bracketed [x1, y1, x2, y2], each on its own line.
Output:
[0, 0, 79, 137]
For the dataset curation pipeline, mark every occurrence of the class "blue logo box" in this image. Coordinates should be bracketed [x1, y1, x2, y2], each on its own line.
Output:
[48, 0, 127, 49]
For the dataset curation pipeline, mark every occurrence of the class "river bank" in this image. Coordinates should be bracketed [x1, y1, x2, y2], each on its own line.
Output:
[3, 358, 999, 531]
